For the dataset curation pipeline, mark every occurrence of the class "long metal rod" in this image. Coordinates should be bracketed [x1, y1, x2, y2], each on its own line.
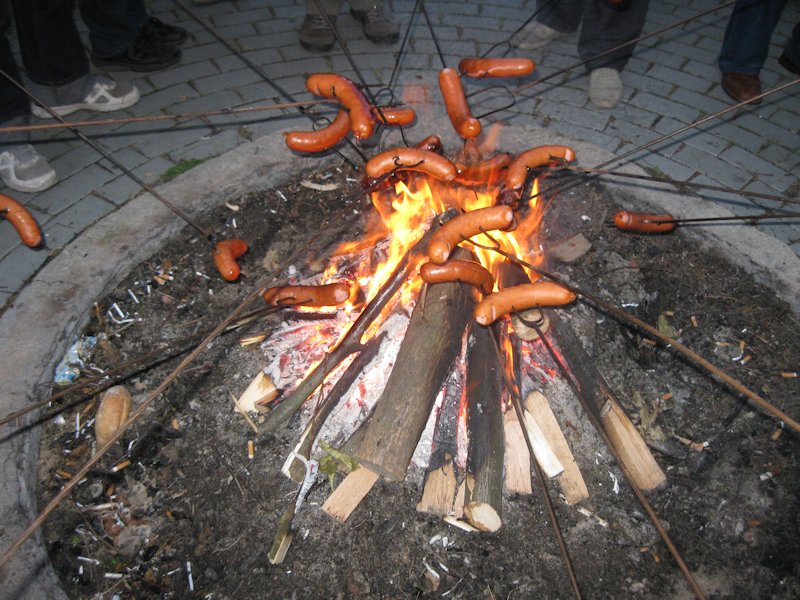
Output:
[420, 1, 448, 70]
[0, 219, 330, 569]
[536, 78, 800, 204]
[560, 166, 800, 207]
[0, 306, 279, 428]
[0, 99, 329, 134]
[531, 319, 706, 600]
[174, 0, 361, 168]
[633, 212, 800, 226]
[514, 0, 737, 96]
[488, 328, 583, 599]
[466, 237, 800, 434]
[0, 69, 212, 239]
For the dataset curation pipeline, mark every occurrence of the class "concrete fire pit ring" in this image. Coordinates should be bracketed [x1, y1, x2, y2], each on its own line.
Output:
[1, 122, 798, 598]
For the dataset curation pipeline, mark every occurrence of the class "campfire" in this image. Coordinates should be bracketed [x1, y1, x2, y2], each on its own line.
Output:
[245, 124, 674, 566]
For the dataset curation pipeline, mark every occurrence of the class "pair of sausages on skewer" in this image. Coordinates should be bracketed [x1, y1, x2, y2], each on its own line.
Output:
[421, 205, 576, 325]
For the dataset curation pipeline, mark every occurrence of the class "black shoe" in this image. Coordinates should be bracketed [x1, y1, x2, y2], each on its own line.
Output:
[92, 34, 182, 72]
[349, 8, 399, 44]
[140, 17, 188, 47]
[778, 52, 800, 76]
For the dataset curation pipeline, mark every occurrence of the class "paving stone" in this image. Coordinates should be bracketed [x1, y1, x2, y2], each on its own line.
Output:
[29, 163, 116, 216]
[671, 144, 751, 190]
[95, 175, 146, 207]
[147, 61, 220, 91]
[0, 243, 48, 294]
[42, 195, 115, 249]
[630, 92, 702, 125]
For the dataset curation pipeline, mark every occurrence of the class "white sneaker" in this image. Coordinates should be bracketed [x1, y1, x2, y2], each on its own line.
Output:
[0, 145, 57, 193]
[510, 20, 565, 50]
[589, 68, 623, 109]
[31, 76, 140, 119]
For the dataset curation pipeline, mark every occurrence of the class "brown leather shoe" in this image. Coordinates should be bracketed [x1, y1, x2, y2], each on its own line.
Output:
[721, 72, 762, 104]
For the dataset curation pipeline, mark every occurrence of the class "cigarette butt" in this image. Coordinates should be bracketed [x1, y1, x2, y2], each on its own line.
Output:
[652, 551, 661, 563]
[111, 459, 131, 473]
[690, 316, 698, 327]
[660, 392, 673, 401]
[771, 429, 782, 441]
[247, 440, 255, 460]
[740, 355, 752, 366]
[105, 483, 116, 497]
[171, 418, 180, 431]
[739, 340, 746, 353]
[716, 341, 731, 347]
[240, 334, 267, 347]
[55, 469, 73, 479]
[663, 311, 674, 317]
[780, 371, 798, 378]
[642, 338, 657, 346]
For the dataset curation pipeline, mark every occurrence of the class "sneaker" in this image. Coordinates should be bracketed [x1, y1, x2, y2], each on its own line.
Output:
[0, 145, 57, 193]
[140, 17, 188, 47]
[91, 29, 182, 72]
[589, 68, 623, 109]
[510, 20, 564, 50]
[31, 76, 140, 118]
[350, 8, 399, 44]
[299, 14, 336, 51]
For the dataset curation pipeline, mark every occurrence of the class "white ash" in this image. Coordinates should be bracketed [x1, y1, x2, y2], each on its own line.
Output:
[312, 311, 411, 448]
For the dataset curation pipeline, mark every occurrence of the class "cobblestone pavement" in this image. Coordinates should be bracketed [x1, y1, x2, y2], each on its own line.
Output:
[0, 0, 798, 309]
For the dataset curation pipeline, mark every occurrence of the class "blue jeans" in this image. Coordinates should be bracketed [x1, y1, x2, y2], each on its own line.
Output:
[536, 0, 650, 71]
[718, 0, 790, 74]
[78, 0, 148, 58]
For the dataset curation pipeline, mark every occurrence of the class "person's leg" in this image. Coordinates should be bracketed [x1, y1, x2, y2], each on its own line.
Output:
[0, 4, 56, 193]
[347, 0, 399, 44]
[718, 0, 786, 103]
[79, 0, 184, 71]
[779, 22, 800, 74]
[578, 0, 649, 109]
[577, 0, 649, 72]
[719, 0, 786, 75]
[78, 0, 141, 58]
[511, 0, 584, 50]
[300, 0, 343, 51]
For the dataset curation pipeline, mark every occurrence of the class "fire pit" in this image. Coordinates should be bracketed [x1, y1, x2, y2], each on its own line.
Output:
[21, 118, 800, 598]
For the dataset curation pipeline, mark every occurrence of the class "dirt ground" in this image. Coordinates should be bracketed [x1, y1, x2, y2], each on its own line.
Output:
[36, 163, 799, 599]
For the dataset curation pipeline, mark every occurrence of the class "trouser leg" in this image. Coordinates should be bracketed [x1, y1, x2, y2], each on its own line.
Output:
[784, 22, 800, 66]
[578, 0, 649, 71]
[306, 0, 344, 16]
[78, 0, 149, 57]
[536, 0, 585, 33]
[11, 0, 92, 106]
[0, 5, 30, 145]
[718, 0, 787, 75]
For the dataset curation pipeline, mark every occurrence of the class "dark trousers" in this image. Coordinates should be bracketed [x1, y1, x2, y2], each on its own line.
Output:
[78, 0, 148, 57]
[0, 0, 89, 124]
[537, 0, 650, 71]
[718, 0, 799, 74]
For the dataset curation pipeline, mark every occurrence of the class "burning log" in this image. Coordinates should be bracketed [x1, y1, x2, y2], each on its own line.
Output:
[352, 251, 475, 481]
[463, 324, 505, 532]
[417, 364, 466, 516]
[282, 333, 385, 482]
[546, 312, 666, 491]
[261, 209, 458, 434]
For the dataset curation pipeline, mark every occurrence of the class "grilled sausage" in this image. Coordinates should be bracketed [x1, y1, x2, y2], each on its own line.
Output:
[0, 193, 42, 247]
[474, 281, 576, 325]
[428, 205, 514, 264]
[213, 239, 248, 281]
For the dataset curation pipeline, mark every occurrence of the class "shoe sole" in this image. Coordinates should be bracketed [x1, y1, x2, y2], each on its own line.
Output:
[779, 54, 800, 76]
[299, 39, 335, 51]
[721, 79, 762, 105]
[31, 87, 141, 119]
[1, 169, 57, 194]
[91, 53, 181, 73]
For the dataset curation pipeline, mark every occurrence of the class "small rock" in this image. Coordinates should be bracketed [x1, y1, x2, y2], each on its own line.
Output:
[115, 524, 151, 558]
